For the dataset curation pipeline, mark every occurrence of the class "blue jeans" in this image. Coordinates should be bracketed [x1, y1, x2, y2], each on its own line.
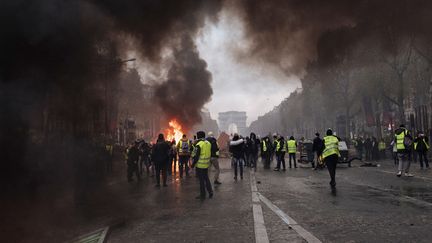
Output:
[233, 157, 244, 178]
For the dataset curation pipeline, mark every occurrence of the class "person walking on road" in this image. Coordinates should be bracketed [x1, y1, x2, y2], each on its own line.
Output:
[287, 136, 297, 168]
[207, 131, 222, 185]
[395, 124, 414, 177]
[191, 131, 213, 200]
[261, 136, 271, 169]
[230, 133, 246, 180]
[168, 139, 177, 175]
[177, 134, 192, 178]
[151, 134, 171, 187]
[271, 134, 278, 164]
[248, 133, 260, 170]
[321, 129, 340, 190]
[312, 133, 323, 169]
[414, 131, 430, 169]
[126, 141, 141, 182]
[274, 136, 286, 171]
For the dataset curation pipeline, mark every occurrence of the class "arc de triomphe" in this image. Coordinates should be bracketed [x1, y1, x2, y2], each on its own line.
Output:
[218, 111, 247, 135]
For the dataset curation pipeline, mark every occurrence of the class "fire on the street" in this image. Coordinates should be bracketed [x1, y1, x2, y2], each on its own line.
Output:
[165, 119, 184, 142]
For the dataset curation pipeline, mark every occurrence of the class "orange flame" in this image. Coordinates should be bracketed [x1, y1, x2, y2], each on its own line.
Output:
[165, 119, 184, 142]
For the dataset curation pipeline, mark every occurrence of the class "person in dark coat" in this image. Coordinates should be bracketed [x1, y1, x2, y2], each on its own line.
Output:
[248, 133, 260, 169]
[151, 134, 171, 187]
[126, 141, 140, 182]
[414, 131, 430, 169]
[230, 134, 246, 180]
[364, 137, 372, 161]
[371, 137, 379, 161]
[312, 133, 323, 169]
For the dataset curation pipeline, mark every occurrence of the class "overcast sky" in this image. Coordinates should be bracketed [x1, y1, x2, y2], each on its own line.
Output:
[196, 11, 301, 126]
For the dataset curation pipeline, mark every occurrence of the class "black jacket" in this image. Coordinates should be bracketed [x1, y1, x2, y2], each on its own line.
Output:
[206, 136, 219, 158]
[247, 138, 260, 155]
[127, 146, 140, 163]
[230, 138, 245, 159]
[415, 135, 429, 152]
[151, 139, 171, 164]
[312, 137, 323, 152]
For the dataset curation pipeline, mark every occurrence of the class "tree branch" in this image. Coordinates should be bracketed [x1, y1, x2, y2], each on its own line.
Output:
[382, 92, 400, 107]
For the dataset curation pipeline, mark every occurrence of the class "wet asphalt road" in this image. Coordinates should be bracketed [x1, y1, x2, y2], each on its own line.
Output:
[105, 157, 432, 243]
[7, 156, 431, 242]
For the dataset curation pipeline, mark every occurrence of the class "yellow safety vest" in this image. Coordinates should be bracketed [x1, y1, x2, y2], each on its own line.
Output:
[124, 148, 130, 160]
[322, 136, 340, 159]
[378, 141, 386, 151]
[262, 140, 267, 152]
[177, 140, 191, 155]
[276, 140, 281, 151]
[105, 145, 113, 155]
[395, 129, 407, 150]
[287, 140, 296, 154]
[281, 140, 286, 152]
[195, 140, 211, 169]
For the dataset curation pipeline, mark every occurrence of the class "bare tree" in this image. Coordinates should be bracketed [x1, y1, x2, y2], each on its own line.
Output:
[382, 35, 414, 123]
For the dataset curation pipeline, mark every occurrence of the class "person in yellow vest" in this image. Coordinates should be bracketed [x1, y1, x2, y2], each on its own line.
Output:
[414, 131, 430, 169]
[274, 135, 286, 171]
[394, 124, 413, 177]
[287, 136, 297, 168]
[177, 134, 192, 178]
[191, 131, 213, 200]
[378, 139, 386, 160]
[321, 129, 340, 189]
[261, 136, 271, 169]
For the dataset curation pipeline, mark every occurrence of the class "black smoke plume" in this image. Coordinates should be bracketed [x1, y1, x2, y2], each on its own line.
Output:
[232, 0, 432, 75]
[0, 0, 222, 187]
[155, 36, 213, 130]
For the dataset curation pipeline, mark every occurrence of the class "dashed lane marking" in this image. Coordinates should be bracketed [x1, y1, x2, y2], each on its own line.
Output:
[250, 170, 269, 243]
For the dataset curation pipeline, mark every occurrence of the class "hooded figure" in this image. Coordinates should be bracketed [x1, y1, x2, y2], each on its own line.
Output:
[230, 134, 246, 180]
[152, 134, 171, 187]
[414, 131, 429, 169]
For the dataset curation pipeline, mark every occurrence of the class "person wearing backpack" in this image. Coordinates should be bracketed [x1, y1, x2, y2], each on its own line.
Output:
[394, 124, 414, 177]
[177, 134, 192, 178]
[207, 131, 221, 185]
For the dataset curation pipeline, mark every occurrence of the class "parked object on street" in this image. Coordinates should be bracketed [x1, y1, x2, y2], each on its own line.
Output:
[338, 141, 351, 167]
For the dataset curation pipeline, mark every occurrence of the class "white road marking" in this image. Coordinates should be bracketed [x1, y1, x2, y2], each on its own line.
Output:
[250, 170, 269, 243]
[257, 192, 322, 243]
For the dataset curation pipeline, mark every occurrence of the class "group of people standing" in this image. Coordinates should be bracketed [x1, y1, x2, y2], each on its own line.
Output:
[125, 131, 220, 200]
[227, 130, 339, 190]
[123, 124, 429, 200]
[353, 136, 386, 161]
